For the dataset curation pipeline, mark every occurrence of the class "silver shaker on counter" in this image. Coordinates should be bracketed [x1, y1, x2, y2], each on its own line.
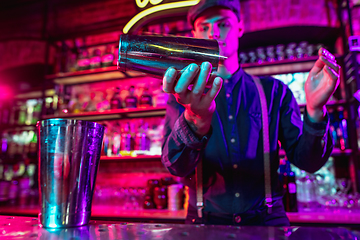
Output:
[37, 119, 104, 228]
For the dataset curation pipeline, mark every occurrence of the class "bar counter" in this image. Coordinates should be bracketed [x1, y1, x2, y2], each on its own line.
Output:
[2, 204, 360, 226]
[1, 215, 360, 240]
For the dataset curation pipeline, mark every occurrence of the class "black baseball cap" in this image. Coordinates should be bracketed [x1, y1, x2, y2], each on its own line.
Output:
[187, 0, 241, 27]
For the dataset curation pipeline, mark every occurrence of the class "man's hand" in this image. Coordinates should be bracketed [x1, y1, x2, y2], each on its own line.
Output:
[163, 62, 223, 137]
[305, 48, 340, 122]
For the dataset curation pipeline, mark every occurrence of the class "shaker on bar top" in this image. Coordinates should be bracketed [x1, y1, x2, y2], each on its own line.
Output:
[117, 34, 224, 77]
[37, 119, 104, 228]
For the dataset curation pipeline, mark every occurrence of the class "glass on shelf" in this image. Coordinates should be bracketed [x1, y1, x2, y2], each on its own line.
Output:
[101, 45, 115, 68]
[266, 46, 275, 62]
[77, 48, 90, 71]
[239, 52, 248, 64]
[138, 85, 153, 108]
[256, 47, 266, 64]
[275, 44, 285, 61]
[90, 49, 102, 69]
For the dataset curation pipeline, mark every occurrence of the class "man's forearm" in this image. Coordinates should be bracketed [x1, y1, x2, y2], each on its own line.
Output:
[306, 105, 326, 123]
[184, 110, 212, 138]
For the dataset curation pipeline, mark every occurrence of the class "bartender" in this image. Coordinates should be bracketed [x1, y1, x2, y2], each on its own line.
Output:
[161, 0, 340, 226]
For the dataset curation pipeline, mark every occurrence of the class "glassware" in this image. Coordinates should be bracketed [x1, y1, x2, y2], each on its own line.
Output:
[90, 49, 102, 69]
[37, 119, 105, 228]
[101, 45, 115, 68]
[118, 34, 222, 78]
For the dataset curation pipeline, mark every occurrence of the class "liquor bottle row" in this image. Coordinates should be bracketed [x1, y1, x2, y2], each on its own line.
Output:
[239, 41, 326, 64]
[50, 83, 168, 115]
[55, 43, 117, 74]
[0, 99, 42, 126]
[0, 131, 38, 164]
[101, 118, 165, 157]
[0, 160, 38, 206]
[54, 18, 192, 74]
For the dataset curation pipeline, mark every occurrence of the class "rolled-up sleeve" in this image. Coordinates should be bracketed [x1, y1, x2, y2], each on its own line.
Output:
[279, 85, 333, 173]
[161, 95, 212, 177]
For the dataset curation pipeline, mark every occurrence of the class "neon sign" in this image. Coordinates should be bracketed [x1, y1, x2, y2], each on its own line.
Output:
[136, 0, 164, 8]
[123, 0, 200, 34]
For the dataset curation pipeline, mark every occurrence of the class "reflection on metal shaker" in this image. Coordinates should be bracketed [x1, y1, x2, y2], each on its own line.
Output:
[37, 119, 104, 228]
[118, 34, 224, 78]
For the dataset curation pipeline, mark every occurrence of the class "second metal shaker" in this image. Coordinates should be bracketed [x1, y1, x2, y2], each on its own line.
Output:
[118, 34, 223, 78]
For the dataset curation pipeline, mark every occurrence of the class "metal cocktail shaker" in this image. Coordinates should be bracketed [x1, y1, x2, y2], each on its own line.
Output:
[118, 34, 223, 77]
[37, 119, 105, 228]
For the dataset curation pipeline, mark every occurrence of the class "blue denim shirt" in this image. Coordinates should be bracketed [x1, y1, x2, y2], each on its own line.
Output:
[161, 67, 332, 220]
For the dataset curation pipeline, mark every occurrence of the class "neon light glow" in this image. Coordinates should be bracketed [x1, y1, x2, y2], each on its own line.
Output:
[48, 206, 58, 228]
[150, 44, 227, 59]
[136, 0, 164, 8]
[150, 0, 164, 5]
[123, 0, 200, 34]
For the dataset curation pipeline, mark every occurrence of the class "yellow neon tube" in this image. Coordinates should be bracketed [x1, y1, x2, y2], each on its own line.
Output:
[123, 0, 200, 34]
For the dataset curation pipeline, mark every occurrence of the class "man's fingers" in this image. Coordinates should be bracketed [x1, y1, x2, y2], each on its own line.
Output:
[191, 62, 212, 102]
[319, 47, 336, 62]
[163, 67, 177, 93]
[324, 65, 340, 86]
[201, 77, 223, 106]
[320, 56, 340, 72]
[174, 63, 199, 94]
[311, 54, 340, 76]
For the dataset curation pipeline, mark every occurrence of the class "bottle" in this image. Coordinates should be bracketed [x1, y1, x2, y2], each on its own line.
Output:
[124, 86, 138, 109]
[45, 97, 55, 115]
[282, 159, 298, 212]
[112, 130, 121, 156]
[337, 107, 349, 150]
[25, 99, 37, 126]
[120, 123, 134, 156]
[18, 101, 27, 125]
[54, 85, 63, 115]
[102, 127, 109, 156]
[77, 49, 90, 71]
[139, 86, 153, 108]
[90, 49, 102, 69]
[136, 122, 150, 155]
[96, 91, 110, 111]
[152, 82, 169, 107]
[328, 108, 338, 148]
[84, 92, 98, 112]
[101, 45, 115, 67]
[9, 101, 21, 125]
[110, 87, 122, 110]
[61, 85, 72, 114]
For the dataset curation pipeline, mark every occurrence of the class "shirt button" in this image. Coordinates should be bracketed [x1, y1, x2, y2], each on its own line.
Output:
[226, 93, 230, 98]
[229, 115, 233, 120]
[234, 215, 241, 223]
[224, 79, 229, 84]
[235, 192, 240, 198]
[233, 164, 238, 169]
[231, 138, 235, 143]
